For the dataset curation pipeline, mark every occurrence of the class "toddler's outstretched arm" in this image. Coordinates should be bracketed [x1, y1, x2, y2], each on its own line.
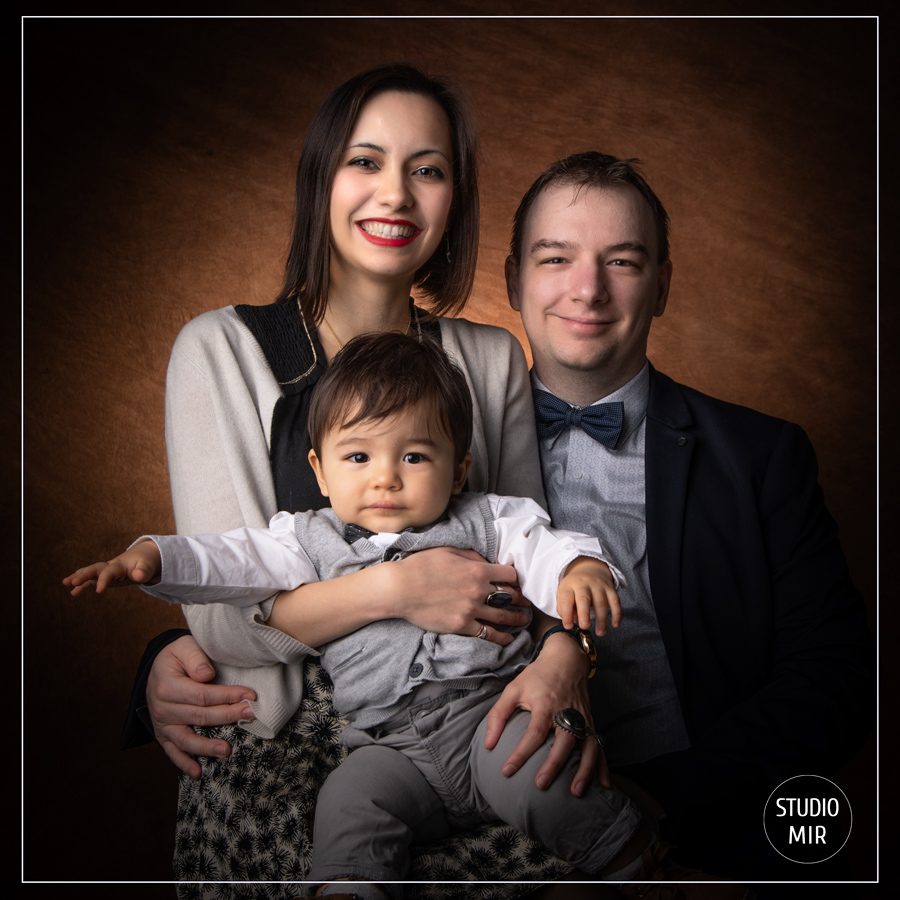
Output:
[556, 556, 622, 637]
[64, 541, 161, 596]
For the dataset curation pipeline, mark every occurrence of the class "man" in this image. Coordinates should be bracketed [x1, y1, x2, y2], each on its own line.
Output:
[503, 151, 875, 886]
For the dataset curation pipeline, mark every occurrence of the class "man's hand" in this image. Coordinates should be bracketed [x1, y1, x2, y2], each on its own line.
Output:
[484, 629, 609, 797]
[147, 635, 257, 780]
[557, 556, 622, 636]
[64, 540, 162, 596]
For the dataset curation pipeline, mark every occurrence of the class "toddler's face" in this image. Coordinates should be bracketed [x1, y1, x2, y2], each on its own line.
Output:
[308, 404, 471, 533]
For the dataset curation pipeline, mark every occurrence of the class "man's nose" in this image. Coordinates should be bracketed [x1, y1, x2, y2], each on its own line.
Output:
[574, 262, 609, 304]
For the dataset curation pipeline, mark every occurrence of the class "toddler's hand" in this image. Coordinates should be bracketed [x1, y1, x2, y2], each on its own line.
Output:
[63, 540, 161, 596]
[556, 556, 622, 636]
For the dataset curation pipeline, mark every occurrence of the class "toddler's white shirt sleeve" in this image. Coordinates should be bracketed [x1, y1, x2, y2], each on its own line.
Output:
[488, 493, 625, 618]
[133, 511, 317, 606]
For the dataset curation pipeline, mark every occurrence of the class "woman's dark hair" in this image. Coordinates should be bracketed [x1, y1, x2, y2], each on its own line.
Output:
[277, 63, 480, 323]
[308, 332, 474, 466]
[511, 151, 670, 265]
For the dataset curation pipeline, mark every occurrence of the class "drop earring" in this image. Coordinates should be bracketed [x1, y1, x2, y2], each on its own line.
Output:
[445, 233, 451, 264]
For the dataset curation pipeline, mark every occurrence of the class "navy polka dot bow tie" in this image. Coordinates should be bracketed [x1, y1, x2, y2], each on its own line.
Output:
[533, 389, 624, 450]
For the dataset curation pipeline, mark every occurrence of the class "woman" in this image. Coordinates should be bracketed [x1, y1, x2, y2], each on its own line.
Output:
[138, 64, 601, 895]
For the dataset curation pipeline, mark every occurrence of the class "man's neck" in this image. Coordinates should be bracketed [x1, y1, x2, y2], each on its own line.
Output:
[534, 359, 648, 407]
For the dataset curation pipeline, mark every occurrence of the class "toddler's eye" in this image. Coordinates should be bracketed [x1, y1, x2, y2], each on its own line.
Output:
[404, 453, 427, 464]
[348, 453, 368, 463]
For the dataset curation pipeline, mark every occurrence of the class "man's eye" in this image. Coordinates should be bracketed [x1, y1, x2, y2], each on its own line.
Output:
[404, 453, 427, 464]
[540, 257, 566, 265]
[610, 259, 636, 267]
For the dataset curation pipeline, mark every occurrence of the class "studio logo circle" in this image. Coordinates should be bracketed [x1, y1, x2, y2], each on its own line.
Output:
[764, 775, 852, 864]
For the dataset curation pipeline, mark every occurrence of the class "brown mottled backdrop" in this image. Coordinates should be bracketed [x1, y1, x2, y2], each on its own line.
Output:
[24, 12, 878, 889]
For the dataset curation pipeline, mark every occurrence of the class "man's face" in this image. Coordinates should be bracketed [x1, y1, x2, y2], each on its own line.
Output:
[506, 183, 672, 403]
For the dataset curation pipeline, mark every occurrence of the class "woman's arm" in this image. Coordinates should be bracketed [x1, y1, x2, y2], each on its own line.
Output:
[267, 546, 529, 648]
[141, 309, 290, 765]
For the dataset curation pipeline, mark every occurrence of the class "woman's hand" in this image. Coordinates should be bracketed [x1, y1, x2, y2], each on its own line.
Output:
[147, 635, 257, 780]
[484, 629, 608, 797]
[388, 547, 530, 645]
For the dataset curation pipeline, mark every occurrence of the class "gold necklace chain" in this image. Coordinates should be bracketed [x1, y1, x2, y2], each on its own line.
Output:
[322, 304, 412, 351]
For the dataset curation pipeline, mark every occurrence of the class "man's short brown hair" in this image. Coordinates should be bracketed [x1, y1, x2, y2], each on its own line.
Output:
[511, 151, 670, 265]
[308, 332, 473, 465]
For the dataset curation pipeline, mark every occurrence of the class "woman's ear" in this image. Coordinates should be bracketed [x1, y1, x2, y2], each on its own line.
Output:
[308, 449, 330, 497]
[452, 452, 473, 494]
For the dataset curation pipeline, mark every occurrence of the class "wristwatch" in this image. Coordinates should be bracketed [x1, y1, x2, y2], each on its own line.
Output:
[535, 624, 597, 679]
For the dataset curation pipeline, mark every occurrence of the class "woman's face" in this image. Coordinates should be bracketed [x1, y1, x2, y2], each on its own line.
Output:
[328, 90, 454, 291]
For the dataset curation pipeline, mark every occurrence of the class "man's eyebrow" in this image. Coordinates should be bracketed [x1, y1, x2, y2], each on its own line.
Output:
[529, 239, 578, 255]
[529, 239, 651, 258]
[607, 241, 651, 257]
[347, 142, 451, 163]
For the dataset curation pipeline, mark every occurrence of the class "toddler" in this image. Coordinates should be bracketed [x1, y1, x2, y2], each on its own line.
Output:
[66, 333, 648, 895]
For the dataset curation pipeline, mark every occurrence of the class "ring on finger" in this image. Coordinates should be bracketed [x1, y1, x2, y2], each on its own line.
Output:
[473, 623, 490, 640]
[485, 583, 513, 608]
[553, 707, 605, 748]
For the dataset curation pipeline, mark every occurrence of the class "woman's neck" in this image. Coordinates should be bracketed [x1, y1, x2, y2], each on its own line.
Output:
[321, 273, 414, 360]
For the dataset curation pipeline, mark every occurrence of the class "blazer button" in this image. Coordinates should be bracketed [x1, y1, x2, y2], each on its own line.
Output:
[677, 436, 687, 446]
[408, 663, 423, 678]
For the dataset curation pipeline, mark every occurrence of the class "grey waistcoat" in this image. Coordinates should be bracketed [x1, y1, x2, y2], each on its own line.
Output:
[294, 493, 534, 730]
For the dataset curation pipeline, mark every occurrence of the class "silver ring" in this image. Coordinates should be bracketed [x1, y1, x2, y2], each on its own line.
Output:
[485, 583, 513, 608]
[552, 707, 605, 748]
[474, 623, 489, 640]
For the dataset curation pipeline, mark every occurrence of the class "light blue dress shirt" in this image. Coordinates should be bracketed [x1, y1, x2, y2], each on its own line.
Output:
[534, 362, 690, 766]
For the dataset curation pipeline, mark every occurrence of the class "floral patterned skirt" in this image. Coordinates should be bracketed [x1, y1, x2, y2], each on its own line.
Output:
[174, 659, 572, 899]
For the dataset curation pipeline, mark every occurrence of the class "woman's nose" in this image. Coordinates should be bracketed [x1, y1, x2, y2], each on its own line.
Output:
[375, 167, 413, 210]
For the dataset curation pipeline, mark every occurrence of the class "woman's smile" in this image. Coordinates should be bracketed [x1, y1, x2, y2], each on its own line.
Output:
[357, 218, 422, 246]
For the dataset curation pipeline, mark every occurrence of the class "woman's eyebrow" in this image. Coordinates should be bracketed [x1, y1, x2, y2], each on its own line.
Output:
[347, 141, 450, 162]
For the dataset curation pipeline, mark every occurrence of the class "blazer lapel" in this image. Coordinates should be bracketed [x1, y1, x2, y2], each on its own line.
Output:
[645, 366, 693, 703]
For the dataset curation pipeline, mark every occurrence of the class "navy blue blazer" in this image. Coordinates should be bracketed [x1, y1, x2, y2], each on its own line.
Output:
[625, 366, 874, 828]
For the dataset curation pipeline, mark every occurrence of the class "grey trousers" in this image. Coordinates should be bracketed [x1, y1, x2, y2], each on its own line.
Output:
[308, 682, 640, 886]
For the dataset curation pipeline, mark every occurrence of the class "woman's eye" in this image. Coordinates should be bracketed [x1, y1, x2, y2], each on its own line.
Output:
[413, 165, 444, 179]
[348, 157, 378, 171]
[404, 453, 427, 464]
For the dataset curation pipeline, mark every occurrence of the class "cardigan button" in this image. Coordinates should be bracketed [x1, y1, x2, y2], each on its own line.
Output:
[677, 436, 688, 446]
[408, 663, 423, 678]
